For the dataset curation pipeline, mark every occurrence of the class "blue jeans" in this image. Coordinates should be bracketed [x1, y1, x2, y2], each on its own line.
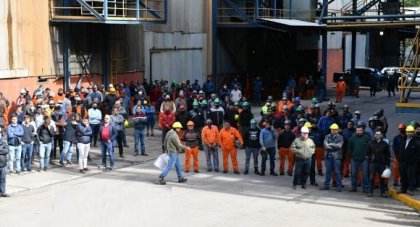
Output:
[0, 166, 6, 194]
[60, 140, 73, 162]
[160, 153, 183, 179]
[261, 147, 276, 174]
[39, 143, 52, 169]
[32, 143, 39, 162]
[21, 143, 33, 171]
[204, 145, 219, 171]
[369, 162, 386, 194]
[294, 159, 311, 186]
[351, 159, 368, 191]
[101, 141, 115, 167]
[244, 147, 259, 170]
[134, 129, 146, 154]
[8, 145, 22, 172]
[324, 157, 342, 188]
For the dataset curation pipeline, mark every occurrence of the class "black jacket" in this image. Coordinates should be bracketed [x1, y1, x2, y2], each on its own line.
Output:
[395, 137, 420, 163]
[0, 142, 8, 168]
[244, 127, 261, 148]
[277, 129, 295, 148]
[37, 124, 54, 143]
[366, 139, 391, 166]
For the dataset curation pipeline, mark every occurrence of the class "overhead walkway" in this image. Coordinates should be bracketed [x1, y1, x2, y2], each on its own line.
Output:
[50, 0, 167, 24]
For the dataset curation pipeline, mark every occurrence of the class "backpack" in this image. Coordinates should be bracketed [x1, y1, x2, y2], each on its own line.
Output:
[0, 142, 8, 168]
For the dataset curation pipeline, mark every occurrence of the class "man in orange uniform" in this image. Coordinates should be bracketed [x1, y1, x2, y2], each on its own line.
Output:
[277, 120, 296, 176]
[336, 77, 347, 103]
[201, 119, 220, 172]
[181, 121, 201, 173]
[219, 122, 243, 174]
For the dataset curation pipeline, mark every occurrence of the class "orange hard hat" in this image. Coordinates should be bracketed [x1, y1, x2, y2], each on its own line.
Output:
[398, 124, 407, 129]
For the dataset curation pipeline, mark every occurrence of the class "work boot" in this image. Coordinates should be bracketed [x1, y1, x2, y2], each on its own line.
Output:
[280, 171, 285, 176]
[141, 153, 148, 156]
[159, 176, 166, 185]
[222, 170, 228, 174]
[301, 184, 307, 189]
[310, 182, 319, 186]
[366, 193, 373, 197]
[243, 170, 249, 175]
[234, 171, 240, 175]
[178, 177, 187, 183]
[380, 193, 388, 198]
[194, 170, 199, 173]
[287, 171, 293, 176]
[270, 172, 278, 176]
[184, 170, 189, 173]
[318, 170, 323, 176]
[254, 168, 260, 175]
[207, 168, 212, 172]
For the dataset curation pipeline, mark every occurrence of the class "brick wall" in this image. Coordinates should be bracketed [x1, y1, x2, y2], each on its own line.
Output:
[318, 49, 343, 87]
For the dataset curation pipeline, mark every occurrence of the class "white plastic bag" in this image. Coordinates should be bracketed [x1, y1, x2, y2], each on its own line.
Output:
[154, 153, 169, 170]
[381, 168, 391, 178]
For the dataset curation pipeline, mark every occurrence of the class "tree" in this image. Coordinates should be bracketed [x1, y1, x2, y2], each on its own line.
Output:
[404, 0, 420, 7]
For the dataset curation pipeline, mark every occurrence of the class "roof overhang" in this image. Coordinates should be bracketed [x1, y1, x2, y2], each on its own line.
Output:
[257, 18, 325, 32]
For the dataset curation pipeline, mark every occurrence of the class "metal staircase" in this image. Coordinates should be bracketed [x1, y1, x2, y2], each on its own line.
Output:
[341, 0, 382, 16]
[50, 0, 167, 24]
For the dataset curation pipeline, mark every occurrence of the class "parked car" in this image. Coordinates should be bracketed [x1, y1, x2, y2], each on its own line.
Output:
[399, 70, 420, 86]
[333, 67, 386, 90]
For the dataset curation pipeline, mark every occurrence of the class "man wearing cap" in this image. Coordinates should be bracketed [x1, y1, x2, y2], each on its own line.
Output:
[395, 125, 420, 195]
[259, 120, 278, 176]
[88, 103, 102, 147]
[209, 98, 225, 129]
[103, 87, 118, 115]
[159, 107, 176, 152]
[219, 122, 243, 174]
[188, 101, 205, 132]
[181, 121, 200, 173]
[366, 128, 391, 197]
[391, 124, 406, 186]
[278, 120, 296, 176]
[336, 77, 347, 103]
[201, 119, 220, 172]
[320, 123, 344, 191]
[291, 126, 315, 189]
[132, 106, 148, 156]
[348, 123, 371, 193]
[159, 122, 190, 185]
[239, 101, 253, 138]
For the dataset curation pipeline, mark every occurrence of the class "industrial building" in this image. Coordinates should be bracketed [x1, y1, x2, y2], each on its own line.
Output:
[0, 0, 419, 109]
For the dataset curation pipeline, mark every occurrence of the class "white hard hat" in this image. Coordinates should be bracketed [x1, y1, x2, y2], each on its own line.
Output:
[20, 89, 26, 94]
[381, 168, 391, 178]
[301, 126, 310, 133]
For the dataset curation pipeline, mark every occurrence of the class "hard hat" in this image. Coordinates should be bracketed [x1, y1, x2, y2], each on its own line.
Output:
[381, 168, 391, 178]
[296, 106, 303, 112]
[357, 121, 366, 127]
[282, 96, 288, 100]
[294, 97, 301, 102]
[20, 89, 26, 94]
[234, 114, 239, 121]
[143, 100, 148, 105]
[330, 123, 339, 130]
[284, 120, 292, 125]
[192, 101, 199, 106]
[109, 87, 116, 92]
[298, 118, 307, 123]
[198, 90, 204, 94]
[250, 119, 257, 124]
[406, 125, 415, 132]
[354, 110, 361, 115]
[304, 122, 312, 128]
[187, 121, 194, 126]
[165, 95, 170, 99]
[398, 124, 407, 129]
[124, 120, 129, 127]
[328, 101, 335, 106]
[368, 116, 377, 121]
[172, 122, 183, 129]
[283, 105, 289, 110]
[301, 126, 310, 133]
[343, 104, 349, 108]
[49, 100, 55, 105]
[315, 104, 320, 108]
[242, 101, 250, 107]
[214, 98, 220, 103]
[311, 98, 318, 103]
[234, 102, 239, 106]
[201, 100, 208, 105]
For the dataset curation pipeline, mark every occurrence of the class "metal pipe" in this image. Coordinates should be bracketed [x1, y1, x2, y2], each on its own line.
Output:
[63, 24, 71, 91]
[323, 13, 420, 21]
[136, 0, 140, 21]
[350, 31, 356, 93]
[104, 0, 108, 19]
[212, 0, 218, 87]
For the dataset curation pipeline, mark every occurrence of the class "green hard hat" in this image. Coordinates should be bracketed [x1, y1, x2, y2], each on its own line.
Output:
[311, 98, 318, 103]
[242, 101, 250, 107]
[250, 118, 257, 124]
[234, 102, 239, 106]
[192, 101, 199, 106]
[201, 100, 208, 105]
[214, 98, 220, 103]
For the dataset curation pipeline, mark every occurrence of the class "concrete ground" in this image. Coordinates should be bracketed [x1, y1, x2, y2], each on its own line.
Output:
[0, 88, 419, 227]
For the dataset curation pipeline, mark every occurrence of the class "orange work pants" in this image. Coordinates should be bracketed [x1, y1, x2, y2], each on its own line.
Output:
[341, 151, 350, 176]
[279, 147, 295, 173]
[222, 148, 238, 171]
[393, 158, 399, 184]
[315, 147, 324, 172]
[185, 147, 199, 171]
[336, 90, 345, 103]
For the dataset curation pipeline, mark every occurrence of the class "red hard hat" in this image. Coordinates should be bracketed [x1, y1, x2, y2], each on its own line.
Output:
[398, 124, 407, 129]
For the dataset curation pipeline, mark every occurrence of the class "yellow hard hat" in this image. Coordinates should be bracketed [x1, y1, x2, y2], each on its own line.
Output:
[304, 122, 312, 128]
[234, 114, 239, 121]
[109, 87, 116, 92]
[406, 125, 415, 132]
[172, 122, 183, 128]
[123, 119, 129, 127]
[330, 123, 339, 130]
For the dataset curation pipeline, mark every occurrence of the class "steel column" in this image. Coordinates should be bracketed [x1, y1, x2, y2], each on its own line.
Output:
[136, 0, 140, 21]
[102, 25, 109, 87]
[321, 0, 328, 90]
[212, 0, 218, 86]
[104, 0, 108, 19]
[63, 24, 71, 91]
[350, 0, 357, 91]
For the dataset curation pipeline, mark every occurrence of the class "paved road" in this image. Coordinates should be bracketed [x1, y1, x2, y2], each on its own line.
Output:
[0, 89, 419, 227]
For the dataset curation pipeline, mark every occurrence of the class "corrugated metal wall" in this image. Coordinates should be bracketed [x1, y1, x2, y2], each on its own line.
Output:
[144, 0, 208, 84]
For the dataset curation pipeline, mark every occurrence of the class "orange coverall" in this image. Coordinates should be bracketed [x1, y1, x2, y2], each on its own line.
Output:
[219, 127, 243, 172]
[336, 81, 347, 103]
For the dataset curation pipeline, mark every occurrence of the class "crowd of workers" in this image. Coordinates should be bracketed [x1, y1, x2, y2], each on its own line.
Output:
[0, 75, 419, 198]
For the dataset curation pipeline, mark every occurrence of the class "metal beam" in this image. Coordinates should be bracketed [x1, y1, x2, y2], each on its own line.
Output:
[63, 24, 71, 91]
[75, 0, 104, 21]
[323, 13, 420, 21]
[223, 0, 256, 25]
